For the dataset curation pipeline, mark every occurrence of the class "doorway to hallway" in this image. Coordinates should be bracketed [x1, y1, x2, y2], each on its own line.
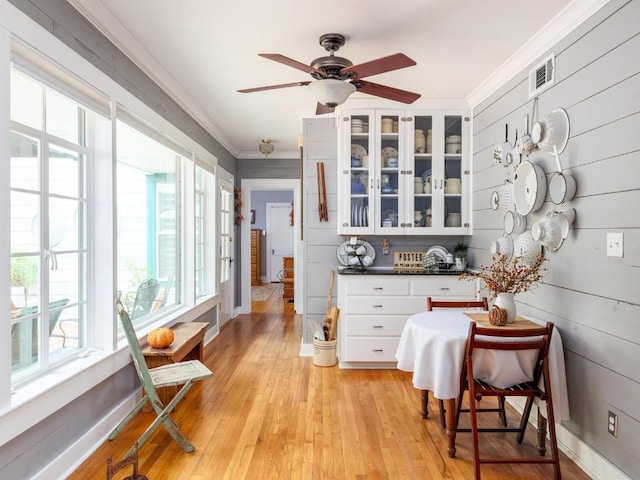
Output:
[240, 179, 301, 315]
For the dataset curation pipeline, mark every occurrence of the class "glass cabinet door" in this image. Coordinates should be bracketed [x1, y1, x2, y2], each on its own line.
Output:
[411, 114, 433, 231]
[377, 112, 402, 232]
[342, 113, 373, 232]
[443, 115, 464, 230]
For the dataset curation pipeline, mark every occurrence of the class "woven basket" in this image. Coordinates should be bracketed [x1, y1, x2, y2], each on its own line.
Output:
[488, 306, 508, 326]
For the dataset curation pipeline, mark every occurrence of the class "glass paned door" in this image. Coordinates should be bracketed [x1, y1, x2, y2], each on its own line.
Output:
[378, 113, 401, 231]
[413, 115, 433, 230]
[443, 115, 463, 229]
[346, 114, 371, 231]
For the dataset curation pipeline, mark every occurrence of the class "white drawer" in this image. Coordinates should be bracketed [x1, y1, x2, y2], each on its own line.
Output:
[344, 337, 400, 362]
[411, 276, 476, 297]
[346, 297, 424, 315]
[345, 315, 408, 337]
[345, 278, 410, 296]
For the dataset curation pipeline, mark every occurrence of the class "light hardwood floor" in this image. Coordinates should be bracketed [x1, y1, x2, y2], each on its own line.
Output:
[68, 291, 591, 479]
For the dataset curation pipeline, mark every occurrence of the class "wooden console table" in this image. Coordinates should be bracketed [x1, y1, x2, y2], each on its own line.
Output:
[141, 321, 208, 408]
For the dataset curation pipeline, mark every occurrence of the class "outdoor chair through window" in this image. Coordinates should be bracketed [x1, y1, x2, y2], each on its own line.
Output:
[130, 279, 160, 319]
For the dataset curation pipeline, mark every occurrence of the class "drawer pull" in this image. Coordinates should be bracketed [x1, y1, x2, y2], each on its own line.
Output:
[372, 304, 384, 308]
[439, 287, 450, 291]
[372, 325, 384, 329]
[372, 287, 384, 290]
[372, 349, 384, 353]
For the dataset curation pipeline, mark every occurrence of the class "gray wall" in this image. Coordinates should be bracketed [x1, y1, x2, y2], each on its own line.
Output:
[2, 1, 231, 478]
[470, 0, 639, 477]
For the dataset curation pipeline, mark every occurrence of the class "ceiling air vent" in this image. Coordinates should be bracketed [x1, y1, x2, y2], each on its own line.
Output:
[529, 53, 555, 98]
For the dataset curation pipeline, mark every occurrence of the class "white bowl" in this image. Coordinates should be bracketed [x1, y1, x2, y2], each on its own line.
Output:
[490, 234, 514, 260]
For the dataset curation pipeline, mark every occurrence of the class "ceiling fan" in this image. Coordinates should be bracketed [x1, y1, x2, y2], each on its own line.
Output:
[238, 33, 421, 114]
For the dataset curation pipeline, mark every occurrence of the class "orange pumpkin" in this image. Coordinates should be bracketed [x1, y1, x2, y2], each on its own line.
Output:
[147, 327, 174, 348]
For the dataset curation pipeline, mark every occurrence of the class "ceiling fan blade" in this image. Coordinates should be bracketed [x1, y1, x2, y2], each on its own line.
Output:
[259, 53, 326, 77]
[315, 102, 335, 115]
[355, 80, 421, 104]
[237, 81, 311, 93]
[341, 53, 416, 79]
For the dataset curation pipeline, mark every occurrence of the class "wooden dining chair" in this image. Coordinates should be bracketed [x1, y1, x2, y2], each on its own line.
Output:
[109, 300, 213, 459]
[425, 297, 502, 428]
[461, 321, 561, 480]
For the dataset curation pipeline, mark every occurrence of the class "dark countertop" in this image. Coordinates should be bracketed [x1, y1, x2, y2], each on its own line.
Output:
[337, 267, 465, 276]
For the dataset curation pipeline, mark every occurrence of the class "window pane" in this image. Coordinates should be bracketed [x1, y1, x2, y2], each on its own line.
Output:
[11, 308, 40, 377]
[11, 191, 41, 255]
[49, 144, 83, 198]
[195, 166, 215, 298]
[11, 131, 40, 191]
[11, 69, 43, 130]
[10, 65, 92, 384]
[46, 89, 83, 144]
[117, 120, 181, 323]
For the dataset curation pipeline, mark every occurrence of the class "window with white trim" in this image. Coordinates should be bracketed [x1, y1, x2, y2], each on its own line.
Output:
[9, 67, 94, 384]
[195, 164, 216, 300]
[115, 119, 182, 327]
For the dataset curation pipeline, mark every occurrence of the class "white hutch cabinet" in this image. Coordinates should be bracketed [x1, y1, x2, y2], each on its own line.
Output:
[337, 109, 471, 235]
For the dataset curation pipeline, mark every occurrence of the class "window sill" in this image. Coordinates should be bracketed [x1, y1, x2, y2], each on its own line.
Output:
[1, 299, 217, 447]
[0, 346, 130, 447]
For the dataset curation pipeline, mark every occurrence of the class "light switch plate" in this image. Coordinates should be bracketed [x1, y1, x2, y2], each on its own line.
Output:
[607, 233, 623, 257]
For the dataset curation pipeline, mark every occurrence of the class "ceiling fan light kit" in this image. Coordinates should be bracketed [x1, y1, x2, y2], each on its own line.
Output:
[309, 79, 356, 107]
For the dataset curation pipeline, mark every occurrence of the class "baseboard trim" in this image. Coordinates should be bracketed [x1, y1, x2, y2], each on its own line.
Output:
[32, 390, 140, 480]
[507, 398, 631, 480]
[299, 341, 313, 357]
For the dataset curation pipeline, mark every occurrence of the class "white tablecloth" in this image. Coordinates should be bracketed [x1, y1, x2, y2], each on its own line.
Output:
[395, 309, 570, 421]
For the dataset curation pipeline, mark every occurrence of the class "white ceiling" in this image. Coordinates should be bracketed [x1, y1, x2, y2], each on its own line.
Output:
[69, 0, 605, 159]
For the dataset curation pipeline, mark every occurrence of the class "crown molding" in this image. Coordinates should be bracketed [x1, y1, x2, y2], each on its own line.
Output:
[466, 0, 613, 108]
[67, 0, 240, 158]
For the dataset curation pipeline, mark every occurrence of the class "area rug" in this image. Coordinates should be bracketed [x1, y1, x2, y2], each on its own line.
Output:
[251, 284, 277, 301]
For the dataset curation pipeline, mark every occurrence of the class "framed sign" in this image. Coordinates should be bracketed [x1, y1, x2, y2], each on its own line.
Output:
[393, 251, 425, 272]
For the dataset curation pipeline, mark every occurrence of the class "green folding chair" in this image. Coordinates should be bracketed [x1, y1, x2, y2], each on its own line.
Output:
[109, 300, 212, 458]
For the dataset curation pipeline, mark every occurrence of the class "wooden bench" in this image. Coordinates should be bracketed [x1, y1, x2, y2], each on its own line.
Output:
[141, 321, 208, 408]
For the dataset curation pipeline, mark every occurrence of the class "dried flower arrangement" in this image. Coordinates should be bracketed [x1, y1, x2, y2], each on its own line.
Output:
[460, 253, 546, 298]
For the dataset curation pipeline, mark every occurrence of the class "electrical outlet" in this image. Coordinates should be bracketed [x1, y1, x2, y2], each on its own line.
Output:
[608, 411, 618, 437]
[607, 232, 623, 257]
